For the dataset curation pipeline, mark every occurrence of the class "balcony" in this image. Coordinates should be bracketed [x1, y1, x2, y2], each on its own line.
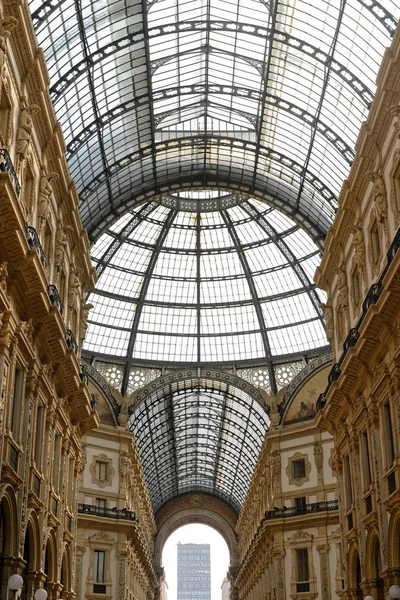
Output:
[0, 148, 21, 196]
[24, 224, 45, 264]
[66, 329, 78, 354]
[77, 503, 137, 521]
[263, 500, 339, 521]
[47, 284, 63, 314]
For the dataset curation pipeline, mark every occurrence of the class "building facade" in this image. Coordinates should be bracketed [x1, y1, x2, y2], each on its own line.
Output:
[177, 543, 211, 600]
[0, 1, 399, 600]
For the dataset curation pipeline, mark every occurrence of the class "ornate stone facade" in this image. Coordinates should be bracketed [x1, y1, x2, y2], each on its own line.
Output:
[315, 18, 400, 600]
[0, 0, 97, 597]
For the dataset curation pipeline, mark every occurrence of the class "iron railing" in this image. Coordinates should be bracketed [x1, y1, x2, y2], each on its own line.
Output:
[317, 226, 400, 412]
[24, 224, 45, 264]
[263, 500, 339, 521]
[47, 284, 63, 314]
[240, 499, 338, 569]
[66, 329, 78, 354]
[78, 503, 136, 521]
[0, 148, 21, 196]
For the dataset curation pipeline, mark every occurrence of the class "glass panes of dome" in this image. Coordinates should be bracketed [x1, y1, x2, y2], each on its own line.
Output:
[28, 0, 399, 240]
[84, 198, 328, 370]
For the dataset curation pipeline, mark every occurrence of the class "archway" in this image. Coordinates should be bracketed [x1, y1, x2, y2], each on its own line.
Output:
[0, 486, 18, 600]
[154, 493, 239, 575]
[44, 530, 58, 599]
[159, 519, 231, 600]
[365, 531, 384, 600]
[388, 509, 400, 575]
[60, 545, 71, 598]
[348, 544, 363, 600]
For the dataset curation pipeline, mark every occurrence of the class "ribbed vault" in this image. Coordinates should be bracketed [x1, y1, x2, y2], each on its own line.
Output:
[28, 0, 399, 242]
[128, 378, 270, 513]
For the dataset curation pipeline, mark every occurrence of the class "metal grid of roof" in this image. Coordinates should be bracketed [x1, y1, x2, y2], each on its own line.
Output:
[84, 197, 328, 391]
[29, 0, 399, 242]
[129, 379, 270, 513]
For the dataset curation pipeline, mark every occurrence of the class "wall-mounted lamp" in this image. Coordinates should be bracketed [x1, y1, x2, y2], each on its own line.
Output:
[389, 586, 400, 599]
[34, 588, 48, 600]
[7, 574, 24, 600]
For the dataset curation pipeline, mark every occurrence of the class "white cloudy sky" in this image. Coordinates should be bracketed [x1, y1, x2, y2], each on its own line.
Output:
[162, 524, 230, 600]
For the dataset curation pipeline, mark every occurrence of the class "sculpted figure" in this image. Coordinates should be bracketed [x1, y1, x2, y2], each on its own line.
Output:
[68, 265, 82, 310]
[369, 171, 387, 222]
[320, 302, 334, 343]
[337, 263, 348, 308]
[0, 261, 7, 292]
[16, 103, 40, 162]
[0, 17, 17, 69]
[54, 220, 72, 270]
[350, 222, 365, 266]
[38, 171, 58, 228]
[79, 301, 93, 344]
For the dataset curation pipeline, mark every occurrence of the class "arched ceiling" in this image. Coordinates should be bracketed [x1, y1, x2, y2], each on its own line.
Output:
[128, 378, 270, 514]
[83, 197, 329, 391]
[29, 0, 399, 242]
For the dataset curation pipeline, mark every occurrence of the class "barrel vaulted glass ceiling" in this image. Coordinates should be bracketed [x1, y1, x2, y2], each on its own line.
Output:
[29, 0, 399, 242]
[129, 379, 270, 513]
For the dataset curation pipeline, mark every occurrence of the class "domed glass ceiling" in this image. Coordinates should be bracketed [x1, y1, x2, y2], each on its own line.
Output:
[84, 195, 327, 387]
[29, 0, 399, 242]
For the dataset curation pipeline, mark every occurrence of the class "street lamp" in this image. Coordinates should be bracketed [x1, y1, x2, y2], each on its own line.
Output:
[389, 586, 400, 599]
[8, 574, 23, 600]
[34, 589, 48, 600]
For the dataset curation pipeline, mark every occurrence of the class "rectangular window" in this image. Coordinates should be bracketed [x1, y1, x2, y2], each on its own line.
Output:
[34, 405, 44, 467]
[96, 498, 106, 509]
[53, 434, 61, 492]
[296, 548, 310, 592]
[295, 496, 307, 511]
[361, 431, 372, 490]
[371, 224, 381, 263]
[11, 367, 24, 440]
[96, 461, 108, 482]
[293, 459, 306, 480]
[344, 455, 353, 510]
[383, 402, 395, 468]
[352, 268, 361, 306]
[94, 550, 105, 582]
[68, 457, 74, 507]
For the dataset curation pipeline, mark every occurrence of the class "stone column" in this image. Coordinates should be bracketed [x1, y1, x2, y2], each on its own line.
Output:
[317, 544, 330, 600]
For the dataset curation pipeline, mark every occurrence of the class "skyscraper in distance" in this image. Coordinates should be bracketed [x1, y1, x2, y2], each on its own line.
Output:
[177, 543, 211, 600]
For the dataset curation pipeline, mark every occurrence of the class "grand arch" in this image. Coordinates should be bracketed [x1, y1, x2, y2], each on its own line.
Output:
[153, 493, 239, 576]
[132, 369, 268, 412]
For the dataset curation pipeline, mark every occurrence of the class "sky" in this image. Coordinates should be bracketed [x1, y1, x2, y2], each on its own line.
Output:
[162, 524, 230, 600]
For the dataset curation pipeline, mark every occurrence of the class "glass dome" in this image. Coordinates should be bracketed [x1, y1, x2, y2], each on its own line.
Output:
[84, 195, 327, 373]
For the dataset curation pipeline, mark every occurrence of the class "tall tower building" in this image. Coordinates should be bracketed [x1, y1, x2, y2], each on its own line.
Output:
[177, 543, 211, 600]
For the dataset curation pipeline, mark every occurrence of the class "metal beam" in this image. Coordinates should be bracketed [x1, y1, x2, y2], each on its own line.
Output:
[32, 0, 397, 37]
[50, 21, 373, 108]
[79, 135, 338, 212]
[121, 208, 177, 395]
[95, 201, 159, 278]
[66, 84, 354, 164]
[73, 0, 116, 216]
[241, 199, 325, 325]
[293, 0, 347, 213]
[221, 209, 277, 393]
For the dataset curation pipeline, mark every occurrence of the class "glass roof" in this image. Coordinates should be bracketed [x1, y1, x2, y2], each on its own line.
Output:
[29, 0, 399, 242]
[84, 197, 328, 393]
[128, 379, 270, 513]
